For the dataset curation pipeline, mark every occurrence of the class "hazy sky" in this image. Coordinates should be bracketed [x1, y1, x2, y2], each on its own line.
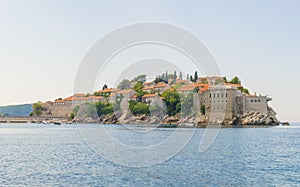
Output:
[0, 0, 299, 121]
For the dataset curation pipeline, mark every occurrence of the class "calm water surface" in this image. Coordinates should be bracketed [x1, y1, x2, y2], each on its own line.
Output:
[0, 123, 299, 186]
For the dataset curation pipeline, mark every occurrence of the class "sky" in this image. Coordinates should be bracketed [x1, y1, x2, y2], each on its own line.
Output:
[0, 0, 299, 122]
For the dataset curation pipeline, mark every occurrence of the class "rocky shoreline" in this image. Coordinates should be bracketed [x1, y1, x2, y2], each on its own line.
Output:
[73, 109, 281, 127]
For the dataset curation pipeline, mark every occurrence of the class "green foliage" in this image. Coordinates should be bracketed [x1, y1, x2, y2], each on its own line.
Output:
[200, 104, 206, 115]
[32, 101, 43, 116]
[230, 76, 241, 84]
[95, 102, 113, 116]
[243, 88, 250, 94]
[190, 71, 198, 82]
[133, 81, 147, 102]
[84, 103, 98, 118]
[129, 101, 150, 115]
[72, 105, 80, 116]
[238, 87, 250, 94]
[161, 89, 181, 116]
[118, 79, 131, 90]
[215, 78, 225, 85]
[94, 91, 101, 96]
[132, 74, 147, 83]
[70, 112, 75, 119]
[133, 81, 144, 91]
[180, 93, 193, 115]
[194, 71, 198, 82]
[102, 84, 108, 90]
[199, 77, 208, 84]
[0, 104, 32, 117]
[223, 76, 228, 83]
[154, 77, 168, 84]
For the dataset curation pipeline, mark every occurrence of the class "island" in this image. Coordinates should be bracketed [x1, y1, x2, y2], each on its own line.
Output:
[33, 72, 280, 127]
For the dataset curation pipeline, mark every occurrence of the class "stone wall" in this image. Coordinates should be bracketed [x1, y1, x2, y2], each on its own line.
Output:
[198, 87, 242, 121]
[236, 95, 268, 115]
[42, 104, 77, 118]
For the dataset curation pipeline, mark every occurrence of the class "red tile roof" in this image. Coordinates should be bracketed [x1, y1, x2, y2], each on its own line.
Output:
[142, 94, 158, 98]
[98, 88, 118, 93]
[115, 89, 134, 94]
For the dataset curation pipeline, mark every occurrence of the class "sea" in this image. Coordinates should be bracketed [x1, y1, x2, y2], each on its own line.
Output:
[0, 123, 299, 186]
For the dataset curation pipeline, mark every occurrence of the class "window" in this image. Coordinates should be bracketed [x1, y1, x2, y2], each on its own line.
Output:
[254, 100, 257, 102]
[221, 93, 224, 98]
[251, 100, 253, 103]
[209, 93, 211, 98]
[258, 100, 261, 102]
[217, 93, 219, 98]
[213, 93, 215, 98]
[226, 93, 228, 97]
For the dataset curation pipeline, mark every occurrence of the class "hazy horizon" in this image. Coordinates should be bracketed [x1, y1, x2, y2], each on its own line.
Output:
[1, 0, 300, 122]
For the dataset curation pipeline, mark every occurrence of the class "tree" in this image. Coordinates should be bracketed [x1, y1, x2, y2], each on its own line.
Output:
[132, 74, 147, 83]
[102, 84, 108, 90]
[133, 81, 144, 91]
[174, 71, 177, 80]
[154, 77, 168, 84]
[95, 102, 113, 116]
[194, 71, 198, 82]
[32, 101, 43, 116]
[238, 87, 249, 94]
[94, 91, 101, 96]
[189, 71, 198, 82]
[200, 105, 206, 115]
[223, 76, 228, 83]
[180, 93, 193, 116]
[161, 89, 181, 116]
[230, 76, 241, 85]
[118, 79, 131, 90]
[129, 101, 150, 115]
[72, 105, 80, 116]
[133, 81, 147, 102]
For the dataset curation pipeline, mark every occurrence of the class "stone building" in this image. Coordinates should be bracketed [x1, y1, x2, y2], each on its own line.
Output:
[197, 84, 271, 122]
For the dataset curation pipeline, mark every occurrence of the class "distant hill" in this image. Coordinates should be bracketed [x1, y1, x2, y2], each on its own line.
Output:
[0, 104, 32, 116]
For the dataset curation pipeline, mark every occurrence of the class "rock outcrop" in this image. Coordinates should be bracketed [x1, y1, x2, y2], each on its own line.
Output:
[225, 107, 279, 126]
[74, 107, 279, 127]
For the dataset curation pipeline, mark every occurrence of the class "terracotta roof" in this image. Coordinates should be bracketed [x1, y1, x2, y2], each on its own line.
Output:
[142, 86, 155, 90]
[198, 86, 209, 92]
[131, 94, 138, 98]
[142, 94, 158, 98]
[144, 82, 153, 85]
[54, 100, 65, 103]
[115, 89, 134, 94]
[98, 88, 118, 93]
[225, 83, 243, 88]
[178, 83, 208, 91]
[157, 82, 167, 86]
[176, 79, 189, 83]
[92, 96, 104, 100]
[73, 93, 85, 97]
[155, 84, 169, 88]
[64, 97, 89, 101]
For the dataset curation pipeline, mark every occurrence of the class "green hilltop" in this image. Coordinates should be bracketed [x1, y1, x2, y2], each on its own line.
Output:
[0, 104, 33, 116]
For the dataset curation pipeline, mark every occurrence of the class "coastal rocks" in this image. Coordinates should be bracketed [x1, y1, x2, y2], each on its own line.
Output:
[226, 107, 279, 126]
[102, 114, 118, 124]
[178, 112, 207, 124]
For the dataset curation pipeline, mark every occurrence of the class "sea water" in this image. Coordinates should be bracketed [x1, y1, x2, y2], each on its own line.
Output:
[0, 123, 299, 186]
